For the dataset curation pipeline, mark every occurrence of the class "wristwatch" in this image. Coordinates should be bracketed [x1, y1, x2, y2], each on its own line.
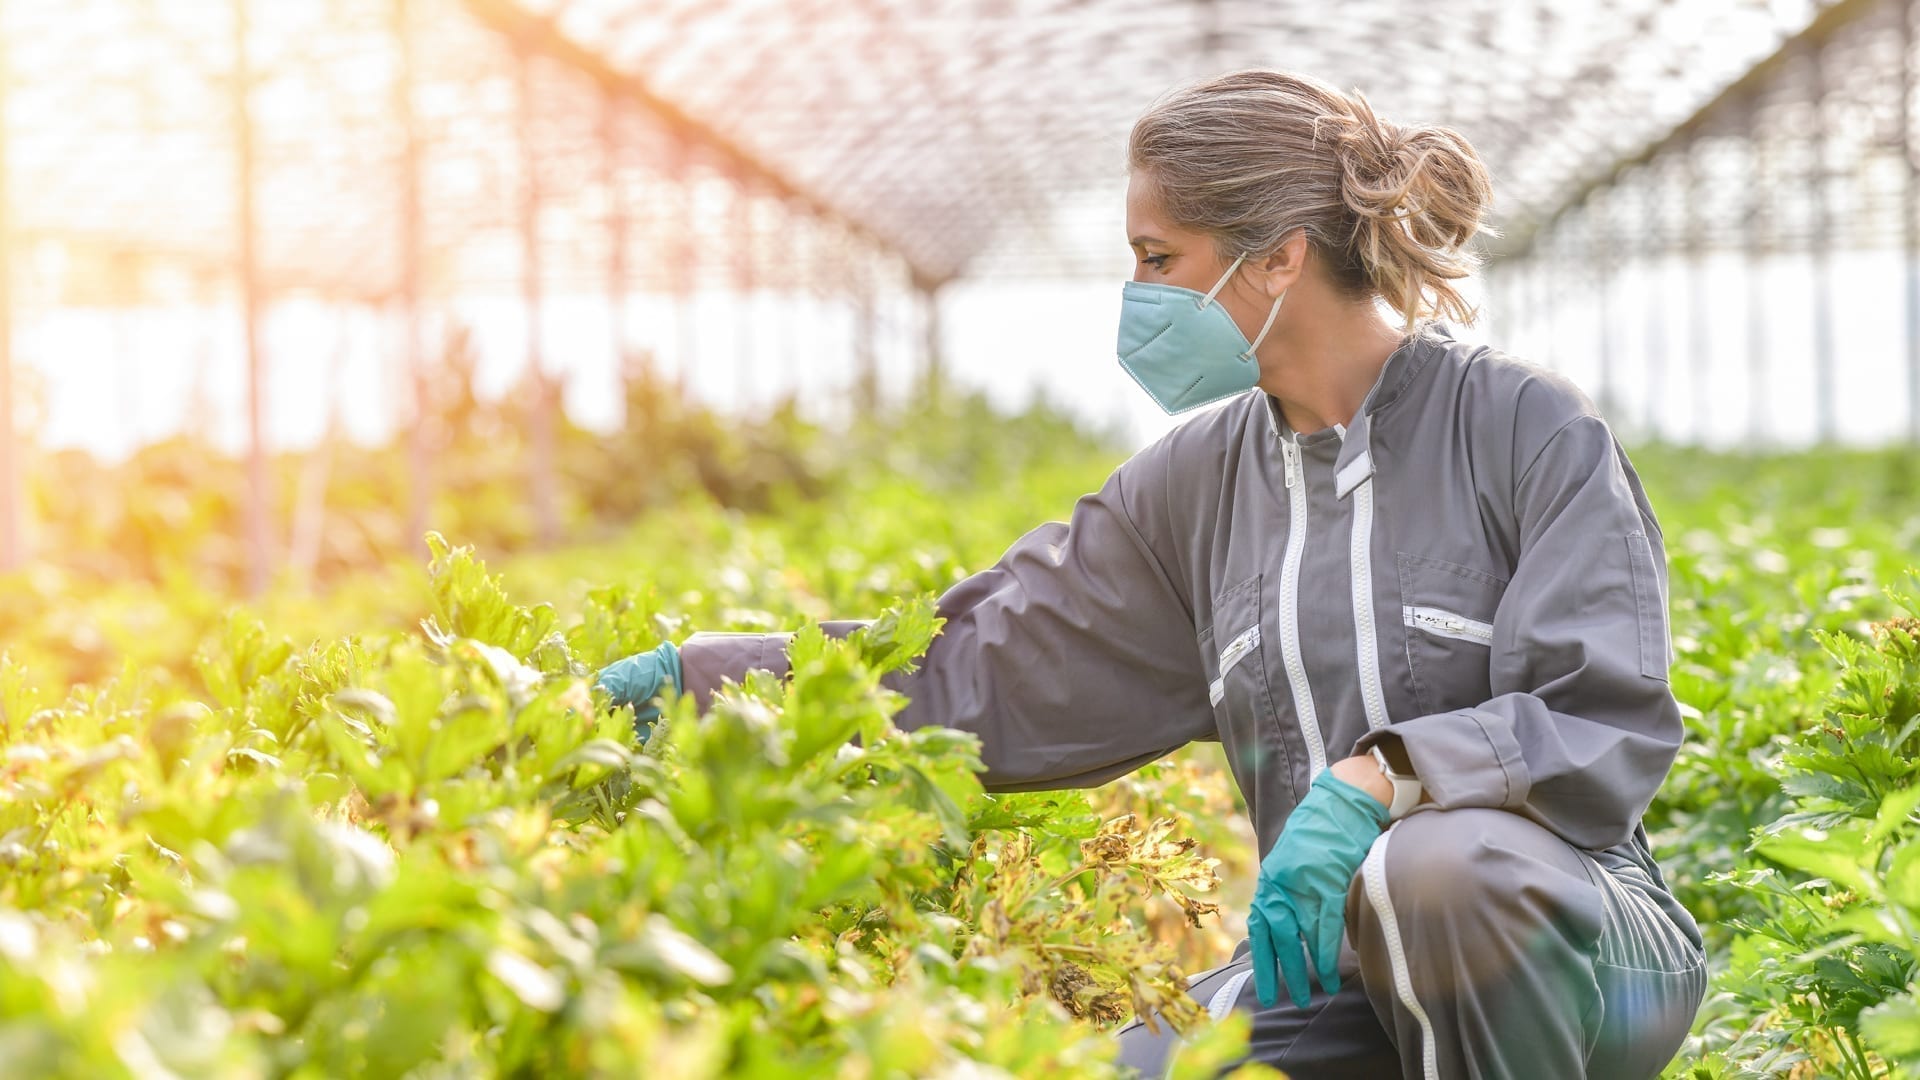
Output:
[1370, 740, 1424, 820]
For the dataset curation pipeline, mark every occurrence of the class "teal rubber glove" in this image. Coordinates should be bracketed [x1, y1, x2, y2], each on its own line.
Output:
[594, 642, 683, 742]
[1248, 767, 1390, 1009]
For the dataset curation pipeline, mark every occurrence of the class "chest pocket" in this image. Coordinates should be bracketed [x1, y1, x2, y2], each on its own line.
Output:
[1198, 573, 1298, 813]
[1396, 552, 1508, 716]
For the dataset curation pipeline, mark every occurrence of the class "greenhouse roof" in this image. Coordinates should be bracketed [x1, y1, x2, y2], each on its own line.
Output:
[517, 0, 1833, 279]
[5, 0, 1841, 301]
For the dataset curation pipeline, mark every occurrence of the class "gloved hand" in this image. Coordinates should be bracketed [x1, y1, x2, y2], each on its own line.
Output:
[594, 641, 683, 742]
[1248, 767, 1390, 1009]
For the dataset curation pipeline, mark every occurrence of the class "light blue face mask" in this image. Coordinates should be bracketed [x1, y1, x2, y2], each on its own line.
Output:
[1116, 253, 1287, 415]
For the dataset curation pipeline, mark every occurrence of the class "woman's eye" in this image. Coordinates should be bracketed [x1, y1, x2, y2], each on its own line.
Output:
[1141, 254, 1170, 270]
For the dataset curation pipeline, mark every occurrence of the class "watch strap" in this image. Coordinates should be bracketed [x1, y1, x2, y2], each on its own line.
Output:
[1370, 743, 1424, 820]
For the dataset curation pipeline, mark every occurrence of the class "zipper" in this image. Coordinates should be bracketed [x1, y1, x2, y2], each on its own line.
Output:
[1402, 605, 1495, 645]
[1276, 433, 1328, 777]
[1350, 474, 1391, 731]
[1208, 970, 1255, 1021]
[1363, 827, 1441, 1080]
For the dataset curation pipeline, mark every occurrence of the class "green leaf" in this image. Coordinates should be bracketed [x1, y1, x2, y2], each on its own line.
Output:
[1871, 783, 1920, 844]
[485, 948, 565, 1012]
[1861, 989, 1920, 1069]
[0, 653, 40, 740]
[551, 738, 634, 778]
[849, 594, 943, 677]
[601, 915, 734, 988]
[1753, 826, 1871, 894]
[1886, 844, 1920, 911]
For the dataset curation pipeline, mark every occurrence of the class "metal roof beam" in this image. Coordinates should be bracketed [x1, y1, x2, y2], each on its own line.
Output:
[1492, 0, 1886, 257]
[457, 0, 942, 287]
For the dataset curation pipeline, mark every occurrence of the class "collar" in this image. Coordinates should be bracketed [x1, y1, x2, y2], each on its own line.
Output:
[1261, 320, 1452, 500]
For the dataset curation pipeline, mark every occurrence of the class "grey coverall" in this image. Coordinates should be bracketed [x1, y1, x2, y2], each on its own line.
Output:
[675, 321, 1709, 1079]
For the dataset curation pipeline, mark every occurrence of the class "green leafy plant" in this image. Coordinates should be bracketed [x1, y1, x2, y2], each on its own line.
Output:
[0, 531, 1242, 1077]
[1681, 581, 1920, 1078]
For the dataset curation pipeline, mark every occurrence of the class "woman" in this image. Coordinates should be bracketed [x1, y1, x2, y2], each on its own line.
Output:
[597, 69, 1708, 1080]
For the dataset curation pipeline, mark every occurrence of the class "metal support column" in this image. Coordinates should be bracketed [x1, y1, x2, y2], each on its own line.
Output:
[1904, 0, 1920, 444]
[111, 254, 139, 453]
[1643, 162, 1669, 440]
[1684, 140, 1711, 445]
[601, 87, 630, 391]
[1745, 95, 1771, 447]
[670, 139, 694, 400]
[1808, 40, 1837, 443]
[234, 0, 271, 596]
[732, 176, 756, 414]
[515, 45, 556, 547]
[1542, 221, 1561, 369]
[853, 244, 879, 417]
[395, 0, 430, 557]
[1525, 254, 1542, 360]
[1538, 252, 1552, 362]
[1506, 255, 1524, 355]
[1481, 259, 1501, 342]
[1497, 258, 1518, 344]
[0, 5, 16, 575]
[918, 279, 945, 409]
[784, 201, 807, 415]
[1591, 188, 1617, 425]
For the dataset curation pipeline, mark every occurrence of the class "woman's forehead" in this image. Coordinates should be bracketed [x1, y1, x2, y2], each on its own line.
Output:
[1124, 174, 1182, 240]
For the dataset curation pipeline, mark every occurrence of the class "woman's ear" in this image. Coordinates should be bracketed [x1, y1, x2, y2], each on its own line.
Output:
[1252, 227, 1310, 300]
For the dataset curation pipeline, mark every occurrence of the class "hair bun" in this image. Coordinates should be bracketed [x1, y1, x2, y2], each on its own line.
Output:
[1326, 99, 1421, 224]
[1324, 103, 1406, 187]
[1332, 91, 1498, 319]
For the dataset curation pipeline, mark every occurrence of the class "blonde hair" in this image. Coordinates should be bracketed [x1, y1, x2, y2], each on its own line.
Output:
[1127, 69, 1499, 335]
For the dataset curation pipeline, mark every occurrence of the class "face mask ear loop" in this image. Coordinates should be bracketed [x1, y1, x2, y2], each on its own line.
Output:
[1198, 254, 1246, 310]
[1240, 289, 1288, 361]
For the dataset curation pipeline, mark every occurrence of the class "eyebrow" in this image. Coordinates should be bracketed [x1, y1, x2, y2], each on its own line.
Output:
[1130, 235, 1169, 246]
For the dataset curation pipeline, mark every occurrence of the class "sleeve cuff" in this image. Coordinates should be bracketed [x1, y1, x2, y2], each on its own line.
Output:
[1352, 710, 1530, 812]
[677, 630, 796, 713]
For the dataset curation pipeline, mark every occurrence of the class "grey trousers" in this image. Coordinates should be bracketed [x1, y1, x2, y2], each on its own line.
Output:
[1114, 808, 1708, 1080]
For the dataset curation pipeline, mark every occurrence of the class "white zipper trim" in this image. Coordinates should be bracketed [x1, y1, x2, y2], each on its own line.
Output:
[1278, 434, 1328, 777]
[1350, 475, 1390, 732]
[1208, 624, 1263, 706]
[1402, 605, 1495, 646]
[1207, 969, 1254, 1021]
[1363, 824, 1440, 1080]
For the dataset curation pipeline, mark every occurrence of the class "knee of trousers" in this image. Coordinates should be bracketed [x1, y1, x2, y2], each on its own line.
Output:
[1112, 950, 1254, 1079]
[1345, 807, 1607, 1002]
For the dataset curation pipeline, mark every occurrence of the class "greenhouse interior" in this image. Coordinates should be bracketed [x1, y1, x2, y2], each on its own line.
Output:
[2, 0, 1920, 1076]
